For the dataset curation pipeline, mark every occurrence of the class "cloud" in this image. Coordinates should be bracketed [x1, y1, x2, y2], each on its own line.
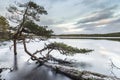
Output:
[73, 4, 120, 34]
[48, 0, 68, 3]
[74, 17, 120, 34]
[75, 16, 120, 29]
[81, 0, 108, 9]
[76, 5, 118, 24]
[0, 0, 120, 34]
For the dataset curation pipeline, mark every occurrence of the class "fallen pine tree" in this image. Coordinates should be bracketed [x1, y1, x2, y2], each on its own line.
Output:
[44, 63, 120, 80]
[24, 42, 119, 80]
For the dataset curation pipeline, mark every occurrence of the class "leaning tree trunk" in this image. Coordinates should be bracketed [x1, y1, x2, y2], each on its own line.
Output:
[11, 4, 29, 71]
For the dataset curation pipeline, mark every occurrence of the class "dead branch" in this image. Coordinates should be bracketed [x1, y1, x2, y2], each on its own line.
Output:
[47, 55, 72, 64]
[22, 39, 47, 65]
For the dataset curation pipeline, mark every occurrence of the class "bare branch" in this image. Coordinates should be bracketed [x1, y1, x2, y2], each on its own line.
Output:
[22, 39, 47, 64]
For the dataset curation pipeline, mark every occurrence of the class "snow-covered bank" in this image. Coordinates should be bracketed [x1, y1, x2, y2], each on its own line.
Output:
[0, 39, 120, 79]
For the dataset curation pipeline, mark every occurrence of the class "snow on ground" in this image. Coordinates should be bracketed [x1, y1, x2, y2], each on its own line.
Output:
[0, 39, 72, 80]
[0, 39, 120, 79]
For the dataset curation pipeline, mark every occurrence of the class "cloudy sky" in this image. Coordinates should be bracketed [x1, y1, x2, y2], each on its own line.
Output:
[0, 0, 120, 34]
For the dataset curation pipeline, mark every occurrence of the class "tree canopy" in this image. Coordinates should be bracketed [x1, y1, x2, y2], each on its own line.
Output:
[45, 42, 93, 55]
[23, 20, 53, 38]
[0, 16, 9, 33]
[8, 1, 51, 39]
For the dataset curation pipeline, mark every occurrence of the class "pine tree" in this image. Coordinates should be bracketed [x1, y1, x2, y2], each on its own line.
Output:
[7, 1, 93, 71]
[7, 1, 53, 70]
[0, 16, 9, 40]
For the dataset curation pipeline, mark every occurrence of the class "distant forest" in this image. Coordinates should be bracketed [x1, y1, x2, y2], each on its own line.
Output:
[57, 32, 120, 37]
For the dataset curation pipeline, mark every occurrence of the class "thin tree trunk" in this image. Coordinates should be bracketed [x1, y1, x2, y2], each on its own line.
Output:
[13, 54, 18, 70]
[13, 39, 18, 70]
